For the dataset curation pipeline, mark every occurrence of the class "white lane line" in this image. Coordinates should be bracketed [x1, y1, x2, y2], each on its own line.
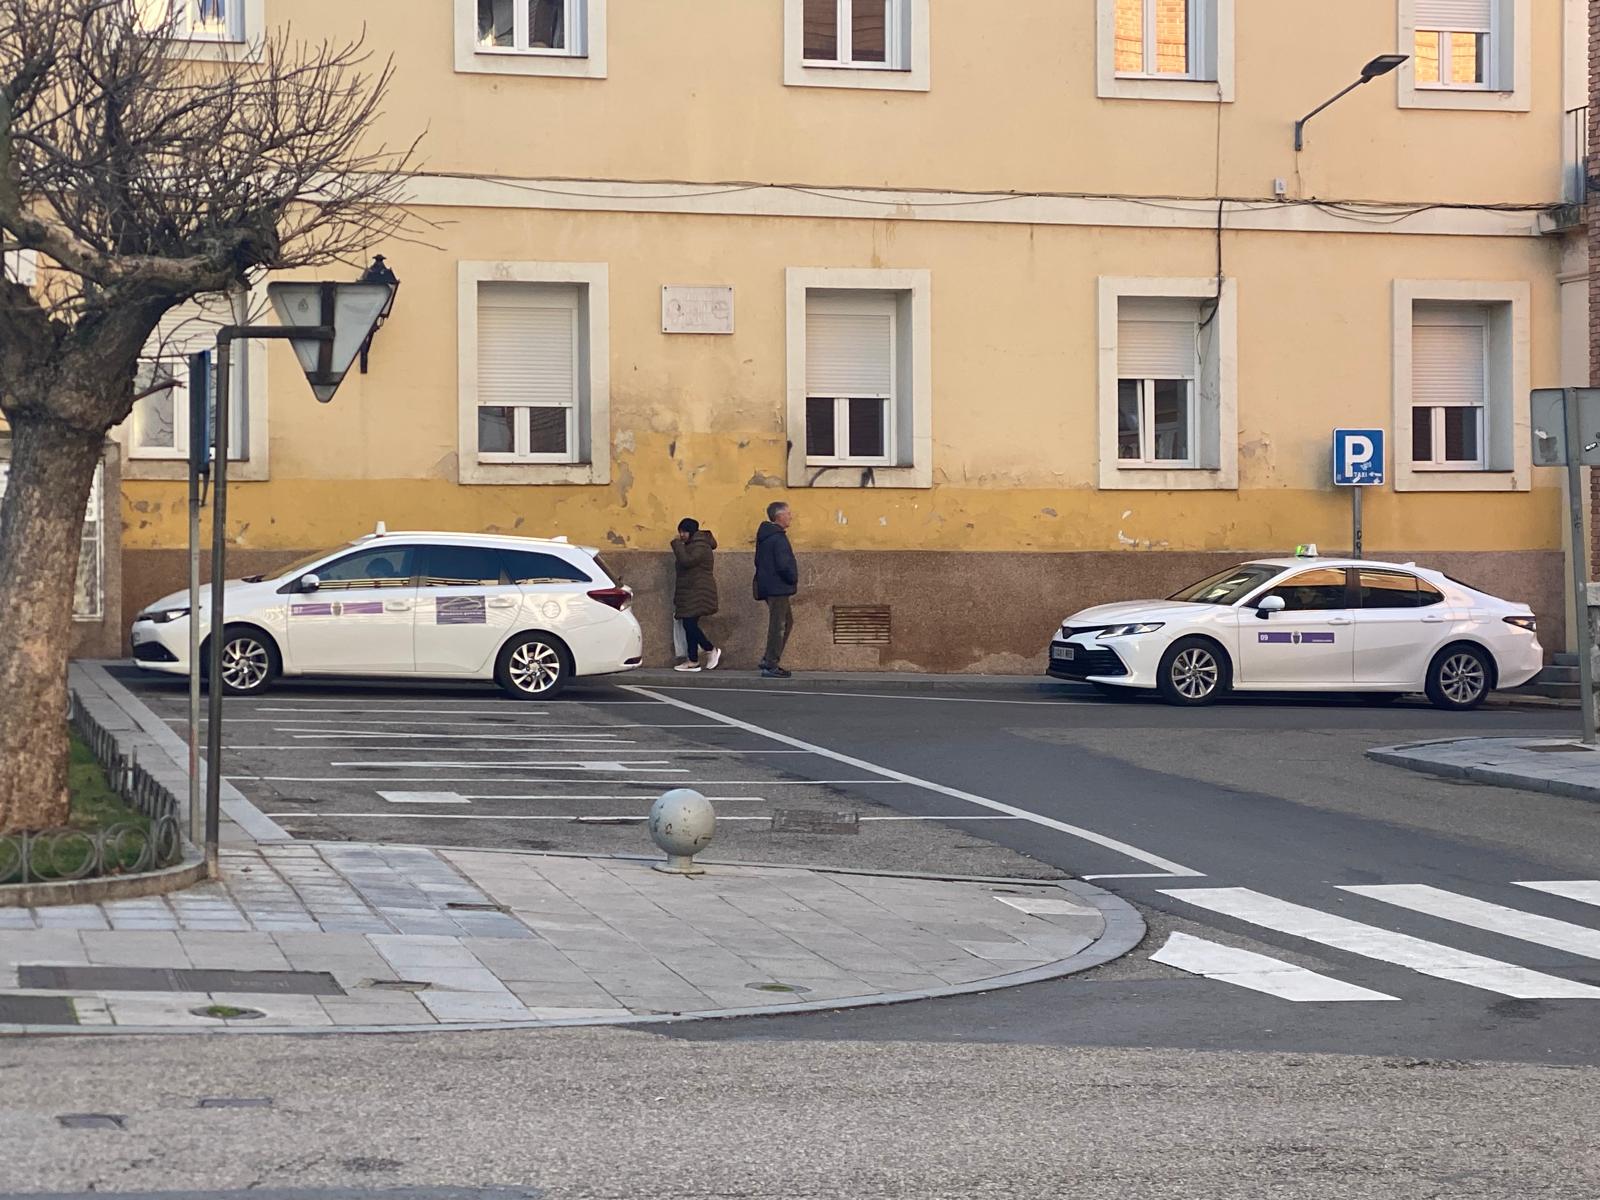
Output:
[277, 725, 729, 738]
[253, 706, 553, 715]
[176, 718, 569, 727]
[1342, 884, 1600, 961]
[265, 811, 1031, 821]
[646, 684, 1089, 707]
[324, 760, 683, 772]
[231, 775, 849, 785]
[456, 794, 774, 802]
[1516, 881, 1600, 908]
[378, 791, 471, 805]
[231, 747, 801, 755]
[1084, 872, 1196, 881]
[1161, 887, 1600, 1000]
[626, 686, 1202, 878]
[1150, 932, 1398, 1002]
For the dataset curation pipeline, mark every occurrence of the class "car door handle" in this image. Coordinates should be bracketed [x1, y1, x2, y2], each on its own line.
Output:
[1421, 614, 1445, 623]
[1326, 617, 1353, 626]
[384, 600, 411, 613]
[487, 597, 518, 609]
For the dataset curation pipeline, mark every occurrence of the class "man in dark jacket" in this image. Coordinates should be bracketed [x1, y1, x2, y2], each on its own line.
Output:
[753, 501, 798, 678]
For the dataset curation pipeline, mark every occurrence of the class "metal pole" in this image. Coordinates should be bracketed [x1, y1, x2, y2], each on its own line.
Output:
[187, 431, 202, 847]
[1562, 388, 1596, 744]
[203, 335, 232, 873]
[1351, 486, 1363, 559]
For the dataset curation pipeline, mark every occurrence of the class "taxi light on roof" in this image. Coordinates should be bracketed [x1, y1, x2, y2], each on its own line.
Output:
[1294, 543, 1319, 558]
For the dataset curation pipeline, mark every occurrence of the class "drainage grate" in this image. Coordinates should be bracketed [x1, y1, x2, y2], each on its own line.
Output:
[1518, 743, 1595, 753]
[831, 605, 891, 647]
[18, 965, 345, 997]
[365, 979, 432, 993]
[0, 995, 78, 1025]
[197, 1097, 274, 1109]
[444, 902, 509, 913]
[56, 1113, 125, 1130]
[770, 809, 861, 835]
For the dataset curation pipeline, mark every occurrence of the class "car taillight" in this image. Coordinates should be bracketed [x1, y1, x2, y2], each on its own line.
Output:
[588, 587, 632, 611]
[1503, 615, 1537, 633]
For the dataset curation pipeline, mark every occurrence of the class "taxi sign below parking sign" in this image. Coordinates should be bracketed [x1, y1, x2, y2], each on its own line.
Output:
[1333, 428, 1385, 486]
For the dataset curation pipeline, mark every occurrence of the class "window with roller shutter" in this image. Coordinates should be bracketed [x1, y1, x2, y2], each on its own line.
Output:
[475, 283, 581, 464]
[1116, 299, 1199, 468]
[1411, 304, 1488, 468]
[804, 295, 897, 467]
[1413, 0, 1495, 88]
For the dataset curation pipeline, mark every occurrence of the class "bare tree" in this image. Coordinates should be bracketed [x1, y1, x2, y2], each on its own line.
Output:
[0, 0, 417, 832]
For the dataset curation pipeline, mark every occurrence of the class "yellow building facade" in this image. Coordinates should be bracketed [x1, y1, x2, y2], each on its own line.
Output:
[103, 0, 1592, 670]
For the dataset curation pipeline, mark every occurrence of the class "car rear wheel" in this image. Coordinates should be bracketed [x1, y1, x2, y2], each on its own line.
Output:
[1157, 637, 1229, 706]
[1426, 645, 1492, 711]
[211, 626, 280, 696]
[496, 633, 570, 699]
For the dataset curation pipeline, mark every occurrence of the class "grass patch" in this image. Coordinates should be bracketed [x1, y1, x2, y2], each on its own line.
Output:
[0, 732, 157, 882]
[67, 732, 149, 837]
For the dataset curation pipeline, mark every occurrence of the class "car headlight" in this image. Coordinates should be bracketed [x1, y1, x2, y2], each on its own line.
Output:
[139, 607, 190, 624]
[1503, 615, 1537, 633]
[1099, 622, 1164, 639]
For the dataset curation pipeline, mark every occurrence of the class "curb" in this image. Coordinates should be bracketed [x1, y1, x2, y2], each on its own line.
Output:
[0, 876, 1145, 1039]
[1367, 743, 1600, 803]
[0, 852, 209, 909]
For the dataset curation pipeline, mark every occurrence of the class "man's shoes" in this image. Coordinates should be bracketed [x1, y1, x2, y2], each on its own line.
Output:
[674, 662, 702, 673]
[761, 666, 792, 679]
[705, 647, 722, 671]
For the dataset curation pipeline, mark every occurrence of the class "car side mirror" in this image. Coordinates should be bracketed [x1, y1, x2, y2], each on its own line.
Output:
[298, 573, 321, 594]
[1255, 594, 1286, 619]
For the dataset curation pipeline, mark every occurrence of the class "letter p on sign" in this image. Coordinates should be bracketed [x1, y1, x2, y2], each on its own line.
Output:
[1333, 428, 1385, 486]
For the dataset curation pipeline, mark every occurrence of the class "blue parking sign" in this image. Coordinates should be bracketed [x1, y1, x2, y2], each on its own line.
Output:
[1333, 428, 1384, 486]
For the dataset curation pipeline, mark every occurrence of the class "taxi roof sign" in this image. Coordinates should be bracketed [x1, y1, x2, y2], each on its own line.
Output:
[1295, 543, 1319, 557]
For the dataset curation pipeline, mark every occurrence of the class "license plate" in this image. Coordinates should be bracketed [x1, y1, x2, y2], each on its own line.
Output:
[1051, 645, 1075, 662]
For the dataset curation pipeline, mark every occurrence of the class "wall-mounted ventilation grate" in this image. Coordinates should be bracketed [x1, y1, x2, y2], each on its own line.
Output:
[832, 605, 891, 646]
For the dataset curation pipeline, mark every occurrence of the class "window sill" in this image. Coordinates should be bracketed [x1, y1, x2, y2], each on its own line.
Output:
[1115, 459, 1200, 470]
[1415, 83, 1505, 93]
[791, 461, 931, 489]
[456, 43, 606, 77]
[475, 47, 588, 60]
[1393, 466, 1527, 493]
[460, 459, 609, 486]
[124, 456, 264, 483]
[1098, 74, 1231, 103]
[800, 59, 908, 72]
[1099, 465, 1234, 491]
[786, 60, 928, 91]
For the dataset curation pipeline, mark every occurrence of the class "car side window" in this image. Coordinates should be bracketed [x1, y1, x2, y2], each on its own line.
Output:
[1416, 579, 1444, 607]
[1260, 567, 1350, 612]
[1357, 569, 1421, 609]
[501, 549, 592, 585]
[313, 547, 415, 590]
[420, 545, 507, 588]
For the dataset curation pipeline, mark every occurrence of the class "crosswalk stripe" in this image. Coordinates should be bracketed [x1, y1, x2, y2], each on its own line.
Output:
[1160, 887, 1600, 1000]
[1150, 932, 1397, 1002]
[1342, 884, 1600, 961]
[1516, 880, 1600, 908]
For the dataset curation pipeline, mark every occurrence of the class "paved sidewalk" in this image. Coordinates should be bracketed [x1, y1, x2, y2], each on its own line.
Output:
[1369, 736, 1600, 801]
[0, 842, 1130, 1033]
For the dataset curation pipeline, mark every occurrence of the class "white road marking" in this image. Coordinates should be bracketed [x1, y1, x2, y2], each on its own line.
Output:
[267, 812, 776, 822]
[1342, 884, 1600, 961]
[994, 895, 1097, 917]
[230, 746, 801, 755]
[231, 775, 856, 785]
[626, 686, 1202, 878]
[277, 725, 728, 738]
[1161, 887, 1600, 1000]
[325, 760, 683, 773]
[456, 794, 773, 802]
[1150, 932, 1397, 1002]
[646, 684, 1090, 707]
[1516, 881, 1600, 908]
[253, 706, 553, 715]
[378, 791, 471, 805]
[1084, 872, 1200, 880]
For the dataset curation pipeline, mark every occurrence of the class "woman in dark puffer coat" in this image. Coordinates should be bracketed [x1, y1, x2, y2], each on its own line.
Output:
[672, 518, 720, 671]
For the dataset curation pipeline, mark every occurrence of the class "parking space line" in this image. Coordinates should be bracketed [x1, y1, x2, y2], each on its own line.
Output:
[230, 776, 910, 785]
[262, 812, 1033, 821]
[276, 724, 730, 736]
[229, 746, 804, 754]
[626, 685, 1204, 878]
[646, 684, 1090, 707]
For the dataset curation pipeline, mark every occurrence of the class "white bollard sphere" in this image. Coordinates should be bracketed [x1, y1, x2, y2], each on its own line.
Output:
[649, 788, 716, 875]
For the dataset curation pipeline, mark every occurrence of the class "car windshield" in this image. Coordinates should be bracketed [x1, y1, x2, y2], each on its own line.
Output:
[1168, 563, 1284, 606]
[270, 543, 357, 581]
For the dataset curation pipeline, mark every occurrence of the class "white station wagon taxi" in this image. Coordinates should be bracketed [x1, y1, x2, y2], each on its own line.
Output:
[1047, 552, 1542, 710]
[131, 528, 643, 698]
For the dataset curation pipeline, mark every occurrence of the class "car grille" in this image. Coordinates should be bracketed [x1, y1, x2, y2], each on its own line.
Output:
[132, 642, 178, 663]
[1062, 625, 1110, 639]
[1047, 642, 1128, 679]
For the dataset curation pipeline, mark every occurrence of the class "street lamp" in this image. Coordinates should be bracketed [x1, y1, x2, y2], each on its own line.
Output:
[1294, 54, 1409, 152]
[356, 255, 400, 373]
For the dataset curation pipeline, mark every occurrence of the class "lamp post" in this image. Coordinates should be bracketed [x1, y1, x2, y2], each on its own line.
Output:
[1294, 54, 1408, 152]
[194, 273, 397, 875]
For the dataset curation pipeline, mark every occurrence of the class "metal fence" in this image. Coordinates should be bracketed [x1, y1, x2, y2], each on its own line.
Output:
[0, 694, 184, 885]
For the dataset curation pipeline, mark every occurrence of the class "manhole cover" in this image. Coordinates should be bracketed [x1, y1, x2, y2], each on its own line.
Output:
[19, 966, 345, 996]
[191, 1004, 266, 1020]
[770, 809, 860, 835]
[56, 1113, 125, 1130]
[197, 1097, 273, 1109]
[745, 981, 812, 995]
[445, 902, 508, 913]
[365, 979, 431, 993]
[0, 995, 78, 1025]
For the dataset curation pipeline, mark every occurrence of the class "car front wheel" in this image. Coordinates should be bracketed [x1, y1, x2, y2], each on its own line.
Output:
[213, 626, 280, 696]
[1157, 637, 1230, 706]
[496, 633, 571, 699]
[1426, 645, 1492, 711]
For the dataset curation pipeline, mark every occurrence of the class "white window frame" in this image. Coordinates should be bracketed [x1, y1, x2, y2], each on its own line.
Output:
[472, 0, 587, 58]
[1413, 22, 1495, 91]
[458, 260, 610, 487]
[1392, 281, 1529, 492]
[1098, 277, 1237, 491]
[1398, 0, 1528, 111]
[1409, 308, 1489, 471]
[800, 0, 906, 71]
[474, 286, 581, 467]
[136, 0, 262, 60]
[785, 268, 932, 489]
[803, 294, 898, 469]
[1097, 0, 1234, 102]
[784, 0, 929, 92]
[455, 0, 607, 78]
[2, 249, 37, 287]
[1117, 378, 1198, 468]
[1112, 0, 1209, 80]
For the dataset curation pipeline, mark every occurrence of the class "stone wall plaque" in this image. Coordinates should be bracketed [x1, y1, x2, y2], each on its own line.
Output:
[662, 286, 734, 334]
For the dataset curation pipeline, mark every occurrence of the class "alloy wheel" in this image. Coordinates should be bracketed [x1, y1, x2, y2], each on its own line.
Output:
[220, 636, 271, 692]
[1172, 647, 1219, 701]
[1439, 652, 1487, 706]
[508, 640, 563, 695]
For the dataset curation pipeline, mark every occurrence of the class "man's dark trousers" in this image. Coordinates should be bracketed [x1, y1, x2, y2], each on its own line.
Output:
[763, 596, 793, 667]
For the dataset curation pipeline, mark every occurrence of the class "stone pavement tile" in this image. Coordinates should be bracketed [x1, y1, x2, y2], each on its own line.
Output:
[418, 990, 530, 1023]
[81, 930, 193, 968]
[446, 914, 537, 940]
[271, 936, 397, 984]
[760, 977, 876, 1002]
[71, 997, 115, 1025]
[505, 980, 626, 1010]
[0, 911, 38, 930]
[35, 906, 110, 930]
[318, 994, 434, 1026]
[210, 993, 334, 1027]
[0, 930, 88, 965]
[462, 938, 590, 984]
[317, 917, 396, 935]
[388, 964, 509, 994]
[1012, 932, 1095, 959]
[694, 986, 808, 1009]
[371, 935, 481, 969]
[926, 958, 1012, 985]
[175, 932, 293, 972]
[524, 1005, 631, 1020]
[652, 948, 765, 989]
[950, 939, 1053, 964]
[740, 954, 863, 982]
[584, 968, 705, 1001]
[384, 915, 470, 937]
[853, 968, 952, 992]
[104, 995, 219, 1027]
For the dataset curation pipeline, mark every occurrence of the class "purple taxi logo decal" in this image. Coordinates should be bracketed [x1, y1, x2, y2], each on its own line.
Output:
[1258, 631, 1336, 645]
[436, 596, 487, 626]
[291, 600, 383, 618]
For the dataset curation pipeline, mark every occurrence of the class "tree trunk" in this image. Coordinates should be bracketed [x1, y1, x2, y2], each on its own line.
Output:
[0, 413, 104, 833]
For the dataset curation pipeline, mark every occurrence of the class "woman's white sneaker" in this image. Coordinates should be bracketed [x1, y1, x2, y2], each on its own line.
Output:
[673, 662, 702, 673]
[705, 648, 722, 671]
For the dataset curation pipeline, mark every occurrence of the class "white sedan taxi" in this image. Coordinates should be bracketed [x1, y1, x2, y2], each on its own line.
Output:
[1047, 552, 1542, 710]
[131, 528, 643, 698]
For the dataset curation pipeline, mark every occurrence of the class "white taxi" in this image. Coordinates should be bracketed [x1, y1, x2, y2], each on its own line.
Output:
[131, 528, 643, 698]
[1047, 552, 1542, 710]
